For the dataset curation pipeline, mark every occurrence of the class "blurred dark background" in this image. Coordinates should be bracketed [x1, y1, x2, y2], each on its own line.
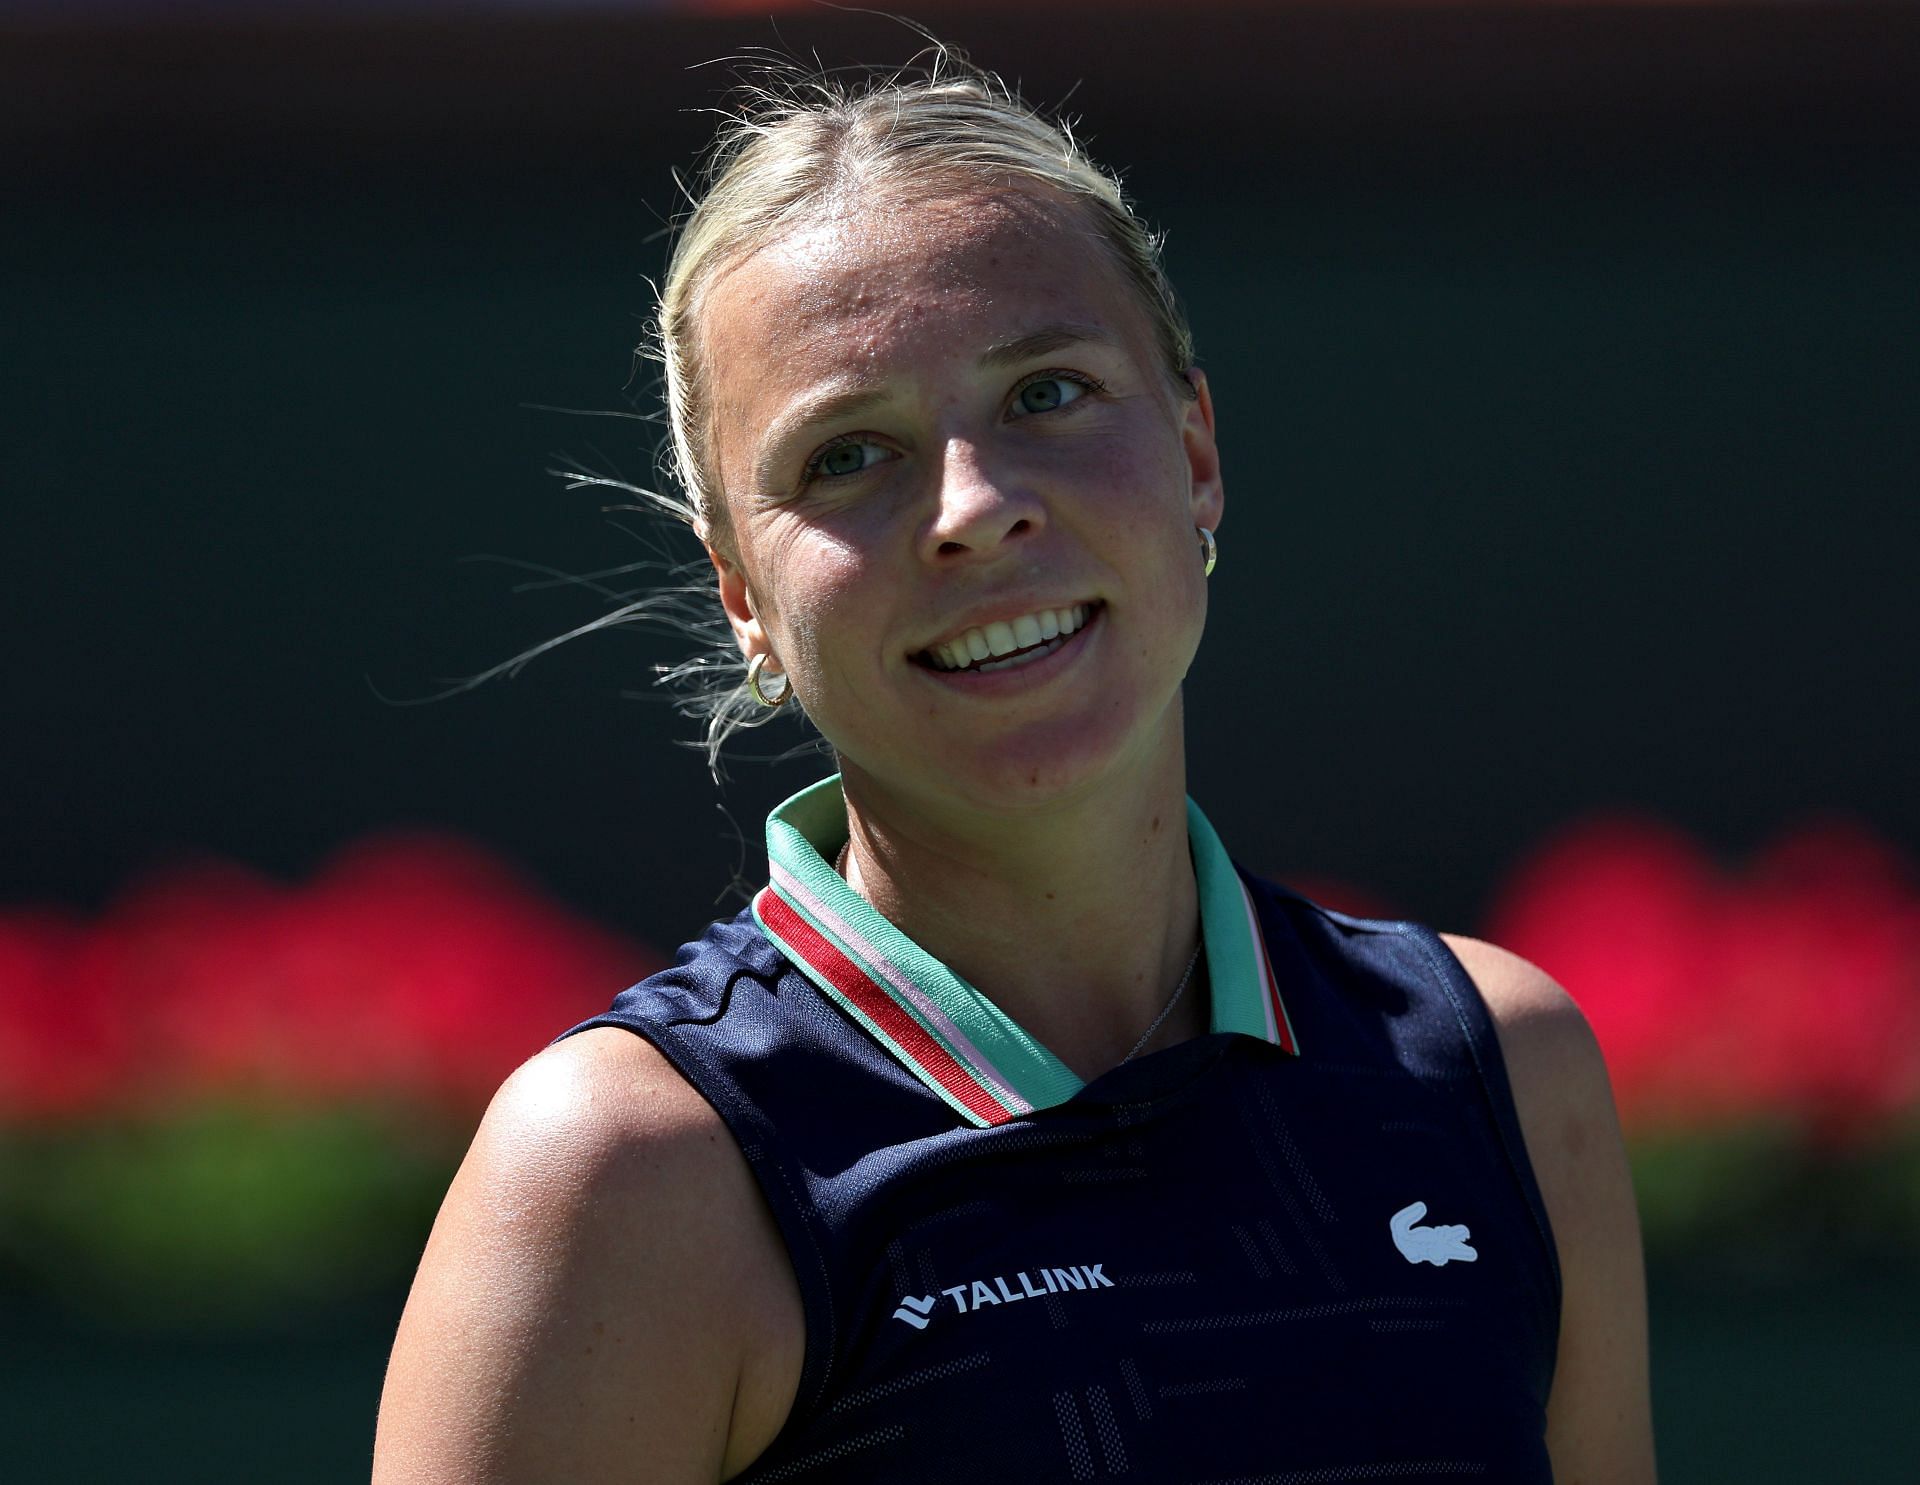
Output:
[8, 0, 1916, 944]
[3, 1, 1917, 1479]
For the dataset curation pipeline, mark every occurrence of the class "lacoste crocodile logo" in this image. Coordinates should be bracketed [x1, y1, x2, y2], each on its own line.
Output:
[891, 1264, 1116, 1329]
[1390, 1201, 1477, 1266]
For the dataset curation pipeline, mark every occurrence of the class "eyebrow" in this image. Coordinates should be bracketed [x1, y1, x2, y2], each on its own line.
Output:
[978, 322, 1119, 370]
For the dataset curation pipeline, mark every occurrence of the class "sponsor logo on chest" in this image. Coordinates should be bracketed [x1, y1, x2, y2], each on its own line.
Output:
[891, 1264, 1115, 1329]
[889, 1200, 1479, 1330]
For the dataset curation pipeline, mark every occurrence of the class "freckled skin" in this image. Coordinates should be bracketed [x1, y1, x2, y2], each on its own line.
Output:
[699, 186, 1222, 821]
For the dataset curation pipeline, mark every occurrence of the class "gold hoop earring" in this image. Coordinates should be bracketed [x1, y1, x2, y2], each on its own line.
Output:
[746, 653, 792, 710]
[1197, 526, 1218, 577]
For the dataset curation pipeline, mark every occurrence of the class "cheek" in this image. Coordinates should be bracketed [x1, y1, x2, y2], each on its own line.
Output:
[757, 527, 875, 673]
[1062, 424, 1194, 552]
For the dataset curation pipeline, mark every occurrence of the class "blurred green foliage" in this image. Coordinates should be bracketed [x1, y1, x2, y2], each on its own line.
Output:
[1633, 1123, 1920, 1278]
[0, 1103, 462, 1326]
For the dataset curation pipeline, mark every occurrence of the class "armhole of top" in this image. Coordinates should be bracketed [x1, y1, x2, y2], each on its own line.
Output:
[1251, 880, 1564, 1308]
[556, 1012, 840, 1447]
[1394, 926, 1565, 1316]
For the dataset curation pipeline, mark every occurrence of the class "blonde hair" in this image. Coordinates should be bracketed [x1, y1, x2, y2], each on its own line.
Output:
[554, 49, 1196, 767]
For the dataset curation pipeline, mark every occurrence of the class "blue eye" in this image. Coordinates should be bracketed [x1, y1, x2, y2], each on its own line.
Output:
[806, 438, 889, 481]
[1012, 374, 1092, 417]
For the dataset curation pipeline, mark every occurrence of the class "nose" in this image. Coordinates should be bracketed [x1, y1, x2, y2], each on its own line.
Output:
[918, 439, 1045, 564]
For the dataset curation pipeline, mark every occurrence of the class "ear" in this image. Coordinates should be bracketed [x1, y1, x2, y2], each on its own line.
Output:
[707, 541, 770, 661]
[1180, 368, 1225, 535]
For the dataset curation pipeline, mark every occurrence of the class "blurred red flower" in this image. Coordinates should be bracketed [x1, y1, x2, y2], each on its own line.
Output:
[7, 817, 1919, 1141]
[0, 910, 129, 1117]
[0, 836, 659, 1123]
[1486, 816, 1920, 1139]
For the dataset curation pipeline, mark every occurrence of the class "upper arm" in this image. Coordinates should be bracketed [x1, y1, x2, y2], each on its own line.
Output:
[372, 1028, 794, 1485]
[1441, 933, 1658, 1485]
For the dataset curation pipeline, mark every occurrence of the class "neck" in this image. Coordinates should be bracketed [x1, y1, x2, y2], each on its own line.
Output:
[836, 720, 1204, 1080]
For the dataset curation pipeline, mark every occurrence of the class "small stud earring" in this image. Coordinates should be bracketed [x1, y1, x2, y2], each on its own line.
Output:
[1197, 526, 1218, 577]
[746, 653, 792, 709]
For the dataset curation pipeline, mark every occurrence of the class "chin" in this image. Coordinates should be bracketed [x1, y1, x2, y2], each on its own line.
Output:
[933, 696, 1180, 816]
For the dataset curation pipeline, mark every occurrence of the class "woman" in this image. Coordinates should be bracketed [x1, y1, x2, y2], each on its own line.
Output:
[374, 59, 1655, 1483]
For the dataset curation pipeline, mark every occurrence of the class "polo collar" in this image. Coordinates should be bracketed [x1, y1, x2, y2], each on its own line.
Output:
[752, 776, 1301, 1128]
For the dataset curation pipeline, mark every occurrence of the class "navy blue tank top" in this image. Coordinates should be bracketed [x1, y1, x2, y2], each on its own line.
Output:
[561, 778, 1560, 1482]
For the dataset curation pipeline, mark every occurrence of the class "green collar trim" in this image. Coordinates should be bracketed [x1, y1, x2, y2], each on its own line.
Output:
[752, 776, 1298, 1128]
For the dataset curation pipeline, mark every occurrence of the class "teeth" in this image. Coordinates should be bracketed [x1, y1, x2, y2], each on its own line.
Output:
[924, 604, 1093, 673]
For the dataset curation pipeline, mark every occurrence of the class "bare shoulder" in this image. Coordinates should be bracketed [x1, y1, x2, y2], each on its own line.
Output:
[447, 1024, 725, 1185]
[1439, 934, 1657, 1484]
[1438, 932, 1618, 1229]
[1439, 934, 1609, 1117]
[373, 1028, 803, 1485]
[1441, 934, 1589, 1044]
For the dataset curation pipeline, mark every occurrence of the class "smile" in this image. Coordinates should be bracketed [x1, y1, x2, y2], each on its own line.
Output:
[919, 603, 1097, 674]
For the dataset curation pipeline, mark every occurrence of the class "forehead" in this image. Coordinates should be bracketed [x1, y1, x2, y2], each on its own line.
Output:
[697, 186, 1152, 455]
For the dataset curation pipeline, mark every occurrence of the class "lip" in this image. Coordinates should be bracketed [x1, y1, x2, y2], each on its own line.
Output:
[912, 602, 1103, 692]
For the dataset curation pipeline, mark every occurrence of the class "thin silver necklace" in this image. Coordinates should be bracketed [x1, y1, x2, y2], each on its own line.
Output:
[1122, 938, 1203, 1063]
[838, 839, 1201, 1065]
